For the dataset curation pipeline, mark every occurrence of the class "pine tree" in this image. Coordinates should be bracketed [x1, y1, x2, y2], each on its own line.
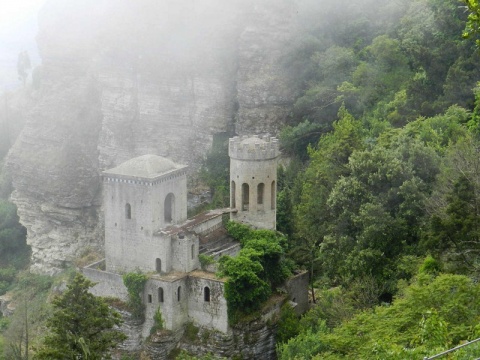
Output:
[34, 273, 126, 360]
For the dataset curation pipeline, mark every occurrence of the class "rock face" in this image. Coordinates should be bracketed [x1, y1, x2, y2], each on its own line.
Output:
[146, 311, 280, 360]
[6, 0, 298, 273]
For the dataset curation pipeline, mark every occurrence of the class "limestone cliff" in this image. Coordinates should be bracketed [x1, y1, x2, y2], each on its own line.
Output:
[5, 0, 298, 273]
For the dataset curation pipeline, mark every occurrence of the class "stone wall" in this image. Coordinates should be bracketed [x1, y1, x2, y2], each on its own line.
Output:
[187, 275, 228, 333]
[104, 170, 188, 273]
[171, 234, 200, 273]
[144, 277, 189, 336]
[230, 152, 278, 230]
[286, 270, 310, 316]
[82, 263, 129, 302]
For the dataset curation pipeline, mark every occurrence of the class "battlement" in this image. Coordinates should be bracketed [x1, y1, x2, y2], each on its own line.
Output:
[228, 135, 280, 160]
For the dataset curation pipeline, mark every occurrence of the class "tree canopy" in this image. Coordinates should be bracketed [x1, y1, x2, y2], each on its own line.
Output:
[34, 273, 126, 360]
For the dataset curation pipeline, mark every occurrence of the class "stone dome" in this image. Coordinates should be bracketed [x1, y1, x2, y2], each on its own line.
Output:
[104, 154, 179, 178]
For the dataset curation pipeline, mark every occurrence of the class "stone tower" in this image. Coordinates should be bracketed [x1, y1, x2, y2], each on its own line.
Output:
[229, 135, 280, 230]
[102, 155, 188, 273]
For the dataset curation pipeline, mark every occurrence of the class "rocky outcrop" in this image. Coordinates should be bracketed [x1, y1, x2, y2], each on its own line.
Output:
[5, 0, 298, 273]
[146, 302, 283, 360]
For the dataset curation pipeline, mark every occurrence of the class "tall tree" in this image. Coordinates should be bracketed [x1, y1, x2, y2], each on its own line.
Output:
[34, 273, 126, 360]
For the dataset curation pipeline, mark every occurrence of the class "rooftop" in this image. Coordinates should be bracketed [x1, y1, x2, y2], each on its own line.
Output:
[103, 154, 184, 179]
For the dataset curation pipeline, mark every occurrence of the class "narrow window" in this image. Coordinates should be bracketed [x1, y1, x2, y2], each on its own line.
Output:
[164, 193, 175, 223]
[231, 180, 236, 208]
[156, 258, 161, 273]
[177, 286, 181, 301]
[158, 287, 164, 303]
[148, 294, 152, 303]
[257, 183, 265, 205]
[204, 286, 210, 302]
[191, 244, 195, 259]
[125, 203, 131, 219]
[271, 181, 276, 210]
[242, 183, 249, 211]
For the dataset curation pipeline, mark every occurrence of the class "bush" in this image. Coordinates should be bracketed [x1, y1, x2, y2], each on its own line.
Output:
[149, 307, 164, 335]
[276, 302, 300, 344]
[122, 271, 147, 320]
[199, 254, 215, 270]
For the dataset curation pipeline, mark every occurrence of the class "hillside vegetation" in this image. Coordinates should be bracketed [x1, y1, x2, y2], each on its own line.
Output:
[2, 0, 480, 358]
[271, 0, 480, 357]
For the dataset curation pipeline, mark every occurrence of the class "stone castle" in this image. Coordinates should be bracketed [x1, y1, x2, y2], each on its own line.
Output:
[83, 135, 308, 338]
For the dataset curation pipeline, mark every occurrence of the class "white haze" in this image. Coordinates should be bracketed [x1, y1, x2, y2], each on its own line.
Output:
[0, 0, 46, 91]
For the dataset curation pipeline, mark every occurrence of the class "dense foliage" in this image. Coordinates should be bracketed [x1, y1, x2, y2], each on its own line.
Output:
[2, 272, 54, 360]
[34, 273, 126, 360]
[218, 222, 293, 323]
[278, 266, 480, 359]
[281, 0, 480, 154]
[122, 271, 148, 320]
[274, 0, 480, 356]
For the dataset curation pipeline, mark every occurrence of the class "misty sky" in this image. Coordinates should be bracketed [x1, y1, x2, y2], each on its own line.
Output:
[0, 0, 46, 91]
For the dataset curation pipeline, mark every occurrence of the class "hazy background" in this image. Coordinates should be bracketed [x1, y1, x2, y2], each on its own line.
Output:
[0, 0, 46, 91]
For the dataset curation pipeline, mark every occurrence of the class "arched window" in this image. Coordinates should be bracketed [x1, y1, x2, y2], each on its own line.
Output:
[156, 258, 161, 273]
[257, 183, 265, 205]
[125, 203, 131, 219]
[271, 181, 276, 210]
[158, 287, 164, 303]
[164, 193, 175, 223]
[177, 286, 181, 301]
[204, 286, 210, 302]
[191, 244, 195, 259]
[242, 183, 249, 211]
[231, 180, 236, 208]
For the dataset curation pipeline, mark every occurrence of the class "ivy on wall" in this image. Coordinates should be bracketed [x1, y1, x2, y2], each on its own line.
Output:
[122, 271, 148, 320]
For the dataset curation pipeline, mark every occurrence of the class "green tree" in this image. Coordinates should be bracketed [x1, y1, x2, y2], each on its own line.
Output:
[292, 105, 365, 296]
[0, 200, 29, 271]
[463, 0, 480, 46]
[424, 136, 480, 272]
[276, 302, 300, 344]
[279, 272, 480, 359]
[218, 252, 271, 323]
[34, 273, 126, 360]
[122, 271, 147, 320]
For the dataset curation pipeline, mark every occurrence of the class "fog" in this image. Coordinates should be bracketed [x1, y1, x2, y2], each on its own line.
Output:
[0, 0, 409, 92]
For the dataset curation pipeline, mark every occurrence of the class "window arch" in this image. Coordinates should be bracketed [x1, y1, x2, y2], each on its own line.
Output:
[177, 286, 181, 301]
[271, 181, 276, 210]
[125, 203, 131, 219]
[257, 183, 265, 205]
[242, 183, 249, 211]
[164, 193, 175, 223]
[204, 286, 210, 302]
[231, 180, 236, 208]
[156, 258, 161, 273]
[158, 287, 164, 303]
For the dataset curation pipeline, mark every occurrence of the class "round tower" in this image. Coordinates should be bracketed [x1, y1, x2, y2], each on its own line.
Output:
[229, 135, 280, 230]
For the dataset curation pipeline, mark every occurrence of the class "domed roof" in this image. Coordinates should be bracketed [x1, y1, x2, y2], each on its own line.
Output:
[104, 154, 179, 178]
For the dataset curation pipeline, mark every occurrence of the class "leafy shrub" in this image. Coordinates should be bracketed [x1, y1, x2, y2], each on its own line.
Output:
[149, 307, 164, 335]
[218, 253, 271, 323]
[199, 254, 215, 270]
[284, 273, 480, 359]
[184, 322, 199, 342]
[276, 302, 300, 344]
[122, 271, 147, 320]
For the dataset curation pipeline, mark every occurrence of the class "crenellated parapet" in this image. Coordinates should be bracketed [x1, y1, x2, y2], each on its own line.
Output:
[228, 135, 280, 161]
